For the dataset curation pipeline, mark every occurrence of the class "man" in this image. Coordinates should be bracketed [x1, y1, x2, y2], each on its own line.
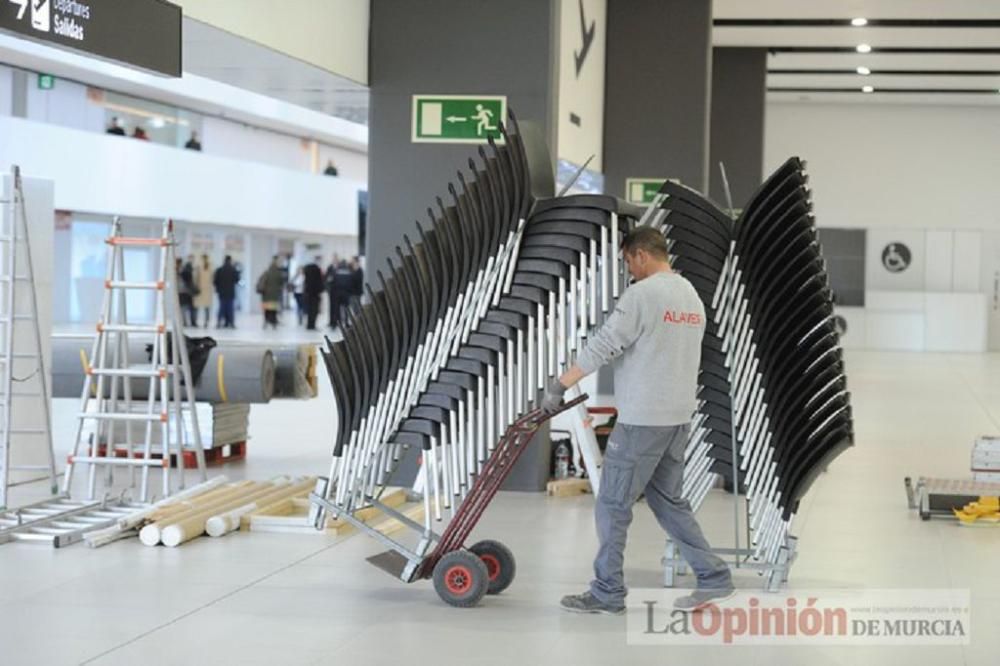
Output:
[213, 255, 240, 328]
[184, 132, 202, 151]
[302, 255, 325, 330]
[106, 117, 126, 136]
[324, 254, 340, 329]
[542, 226, 733, 615]
[349, 256, 364, 301]
[331, 260, 355, 328]
[323, 160, 339, 176]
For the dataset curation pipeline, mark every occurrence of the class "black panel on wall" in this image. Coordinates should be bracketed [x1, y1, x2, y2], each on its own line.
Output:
[818, 228, 867, 307]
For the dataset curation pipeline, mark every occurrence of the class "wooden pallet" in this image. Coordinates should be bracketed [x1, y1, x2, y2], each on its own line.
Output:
[89, 441, 247, 468]
[547, 477, 592, 497]
[244, 487, 420, 535]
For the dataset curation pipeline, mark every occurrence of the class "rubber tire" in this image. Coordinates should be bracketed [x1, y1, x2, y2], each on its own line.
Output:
[432, 550, 490, 608]
[469, 539, 517, 595]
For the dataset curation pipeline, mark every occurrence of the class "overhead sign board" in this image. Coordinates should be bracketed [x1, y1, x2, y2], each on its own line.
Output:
[626, 178, 678, 205]
[0, 0, 182, 77]
[412, 95, 507, 144]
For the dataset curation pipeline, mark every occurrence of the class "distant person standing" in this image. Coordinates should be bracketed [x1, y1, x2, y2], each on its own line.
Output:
[180, 255, 198, 326]
[176, 258, 194, 326]
[132, 127, 149, 141]
[291, 266, 307, 326]
[106, 117, 126, 136]
[193, 254, 213, 327]
[350, 256, 364, 302]
[325, 254, 340, 329]
[302, 255, 325, 330]
[332, 260, 354, 328]
[323, 160, 339, 176]
[257, 256, 285, 329]
[184, 132, 202, 151]
[213, 255, 240, 329]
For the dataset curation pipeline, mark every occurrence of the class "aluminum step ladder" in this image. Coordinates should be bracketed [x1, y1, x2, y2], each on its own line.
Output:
[0, 495, 144, 548]
[62, 219, 206, 502]
[0, 165, 57, 511]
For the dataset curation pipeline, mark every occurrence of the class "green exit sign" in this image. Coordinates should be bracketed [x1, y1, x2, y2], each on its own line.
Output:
[412, 95, 507, 144]
[37, 74, 55, 90]
[626, 178, 679, 205]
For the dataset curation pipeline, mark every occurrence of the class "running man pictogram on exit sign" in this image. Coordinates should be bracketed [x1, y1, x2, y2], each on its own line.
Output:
[412, 95, 507, 144]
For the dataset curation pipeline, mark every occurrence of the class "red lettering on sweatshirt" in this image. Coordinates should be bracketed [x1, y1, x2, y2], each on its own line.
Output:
[663, 310, 703, 326]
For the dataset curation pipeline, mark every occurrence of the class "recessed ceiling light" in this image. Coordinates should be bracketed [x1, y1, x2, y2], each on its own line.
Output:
[862, 85, 874, 93]
[851, 17, 868, 27]
[856, 66, 871, 75]
[856, 43, 872, 53]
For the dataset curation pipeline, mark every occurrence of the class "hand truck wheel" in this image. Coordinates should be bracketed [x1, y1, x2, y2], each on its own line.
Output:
[469, 539, 516, 595]
[432, 550, 490, 608]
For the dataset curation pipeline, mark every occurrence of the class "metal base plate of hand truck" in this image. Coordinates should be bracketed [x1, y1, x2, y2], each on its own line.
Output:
[0, 494, 144, 548]
[310, 396, 586, 607]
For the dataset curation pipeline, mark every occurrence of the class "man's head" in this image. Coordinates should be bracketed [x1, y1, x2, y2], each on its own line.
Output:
[314, 255, 323, 264]
[621, 227, 671, 281]
[224, 255, 232, 265]
[271, 255, 280, 267]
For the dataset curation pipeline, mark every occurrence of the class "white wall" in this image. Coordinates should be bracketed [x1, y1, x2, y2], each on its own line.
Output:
[765, 101, 1000, 231]
[0, 65, 12, 116]
[317, 143, 368, 182]
[0, 116, 362, 237]
[201, 116, 312, 172]
[25, 77, 104, 132]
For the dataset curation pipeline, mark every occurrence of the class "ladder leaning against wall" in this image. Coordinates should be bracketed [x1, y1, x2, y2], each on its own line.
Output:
[62, 218, 207, 503]
[0, 166, 58, 511]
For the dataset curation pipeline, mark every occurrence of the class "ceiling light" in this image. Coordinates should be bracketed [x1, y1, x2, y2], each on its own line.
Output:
[851, 17, 868, 27]
[856, 43, 872, 53]
[862, 85, 874, 93]
[150, 116, 166, 129]
[856, 66, 871, 75]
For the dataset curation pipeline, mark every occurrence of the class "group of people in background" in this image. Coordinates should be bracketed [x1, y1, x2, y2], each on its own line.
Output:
[107, 116, 201, 151]
[176, 252, 361, 332]
[176, 254, 240, 329]
[287, 255, 363, 331]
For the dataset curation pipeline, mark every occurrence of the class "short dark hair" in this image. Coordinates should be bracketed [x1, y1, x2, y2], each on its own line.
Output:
[621, 226, 669, 260]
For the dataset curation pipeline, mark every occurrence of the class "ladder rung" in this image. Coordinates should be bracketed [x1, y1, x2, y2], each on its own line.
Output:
[7, 428, 48, 435]
[96, 323, 165, 334]
[77, 412, 167, 422]
[0, 314, 37, 321]
[106, 280, 165, 290]
[107, 237, 169, 247]
[0, 353, 41, 362]
[68, 455, 166, 467]
[87, 367, 170, 378]
[9, 465, 51, 471]
[0, 275, 31, 282]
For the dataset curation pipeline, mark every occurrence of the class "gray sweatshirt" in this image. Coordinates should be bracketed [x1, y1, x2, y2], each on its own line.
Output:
[576, 271, 705, 426]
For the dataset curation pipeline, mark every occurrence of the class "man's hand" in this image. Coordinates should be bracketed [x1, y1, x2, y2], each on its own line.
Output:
[540, 378, 568, 415]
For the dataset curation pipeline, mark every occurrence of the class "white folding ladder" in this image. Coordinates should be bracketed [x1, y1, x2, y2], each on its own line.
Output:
[0, 166, 57, 511]
[62, 219, 206, 502]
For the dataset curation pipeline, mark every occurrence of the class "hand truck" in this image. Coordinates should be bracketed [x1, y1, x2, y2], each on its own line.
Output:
[310, 394, 586, 607]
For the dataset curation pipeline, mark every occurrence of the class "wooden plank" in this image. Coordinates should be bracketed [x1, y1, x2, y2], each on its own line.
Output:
[547, 478, 592, 497]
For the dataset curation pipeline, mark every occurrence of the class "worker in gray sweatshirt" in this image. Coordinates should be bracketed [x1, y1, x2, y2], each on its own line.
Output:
[541, 226, 733, 615]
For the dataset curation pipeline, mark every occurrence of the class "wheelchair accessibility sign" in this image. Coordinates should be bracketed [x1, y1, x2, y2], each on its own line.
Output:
[881, 243, 911, 273]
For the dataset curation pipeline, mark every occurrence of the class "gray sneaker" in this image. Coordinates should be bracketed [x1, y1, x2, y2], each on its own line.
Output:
[673, 586, 736, 612]
[560, 591, 625, 615]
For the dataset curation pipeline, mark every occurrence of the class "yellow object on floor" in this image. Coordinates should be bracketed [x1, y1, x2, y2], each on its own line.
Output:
[953, 495, 1000, 525]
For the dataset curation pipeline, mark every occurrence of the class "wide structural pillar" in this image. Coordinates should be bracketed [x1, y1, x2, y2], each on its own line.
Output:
[367, 0, 559, 272]
[602, 0, 714, 198]
[709, 47, 767, 209]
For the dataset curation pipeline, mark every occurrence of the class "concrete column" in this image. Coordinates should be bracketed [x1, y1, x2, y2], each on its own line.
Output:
[367, 0, 559, 273]
[709, 48, 767, 210]
[602, 0, 714, 197]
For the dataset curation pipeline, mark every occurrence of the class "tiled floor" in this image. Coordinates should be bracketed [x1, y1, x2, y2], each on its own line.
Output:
[2, 350, 999, 665]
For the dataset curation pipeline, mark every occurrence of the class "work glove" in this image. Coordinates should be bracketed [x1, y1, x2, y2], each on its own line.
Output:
[540, 378, 568, 415]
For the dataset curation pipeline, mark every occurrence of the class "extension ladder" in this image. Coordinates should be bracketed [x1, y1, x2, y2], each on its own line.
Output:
[62, 219, 206, 502]
[0, 166, 57, 510]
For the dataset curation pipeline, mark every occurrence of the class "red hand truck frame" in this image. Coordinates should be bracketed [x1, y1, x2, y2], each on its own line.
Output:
[309, 394, 587, 607]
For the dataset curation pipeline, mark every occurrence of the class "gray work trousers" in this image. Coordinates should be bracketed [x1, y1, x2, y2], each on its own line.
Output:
[590, 422, 731, 604]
